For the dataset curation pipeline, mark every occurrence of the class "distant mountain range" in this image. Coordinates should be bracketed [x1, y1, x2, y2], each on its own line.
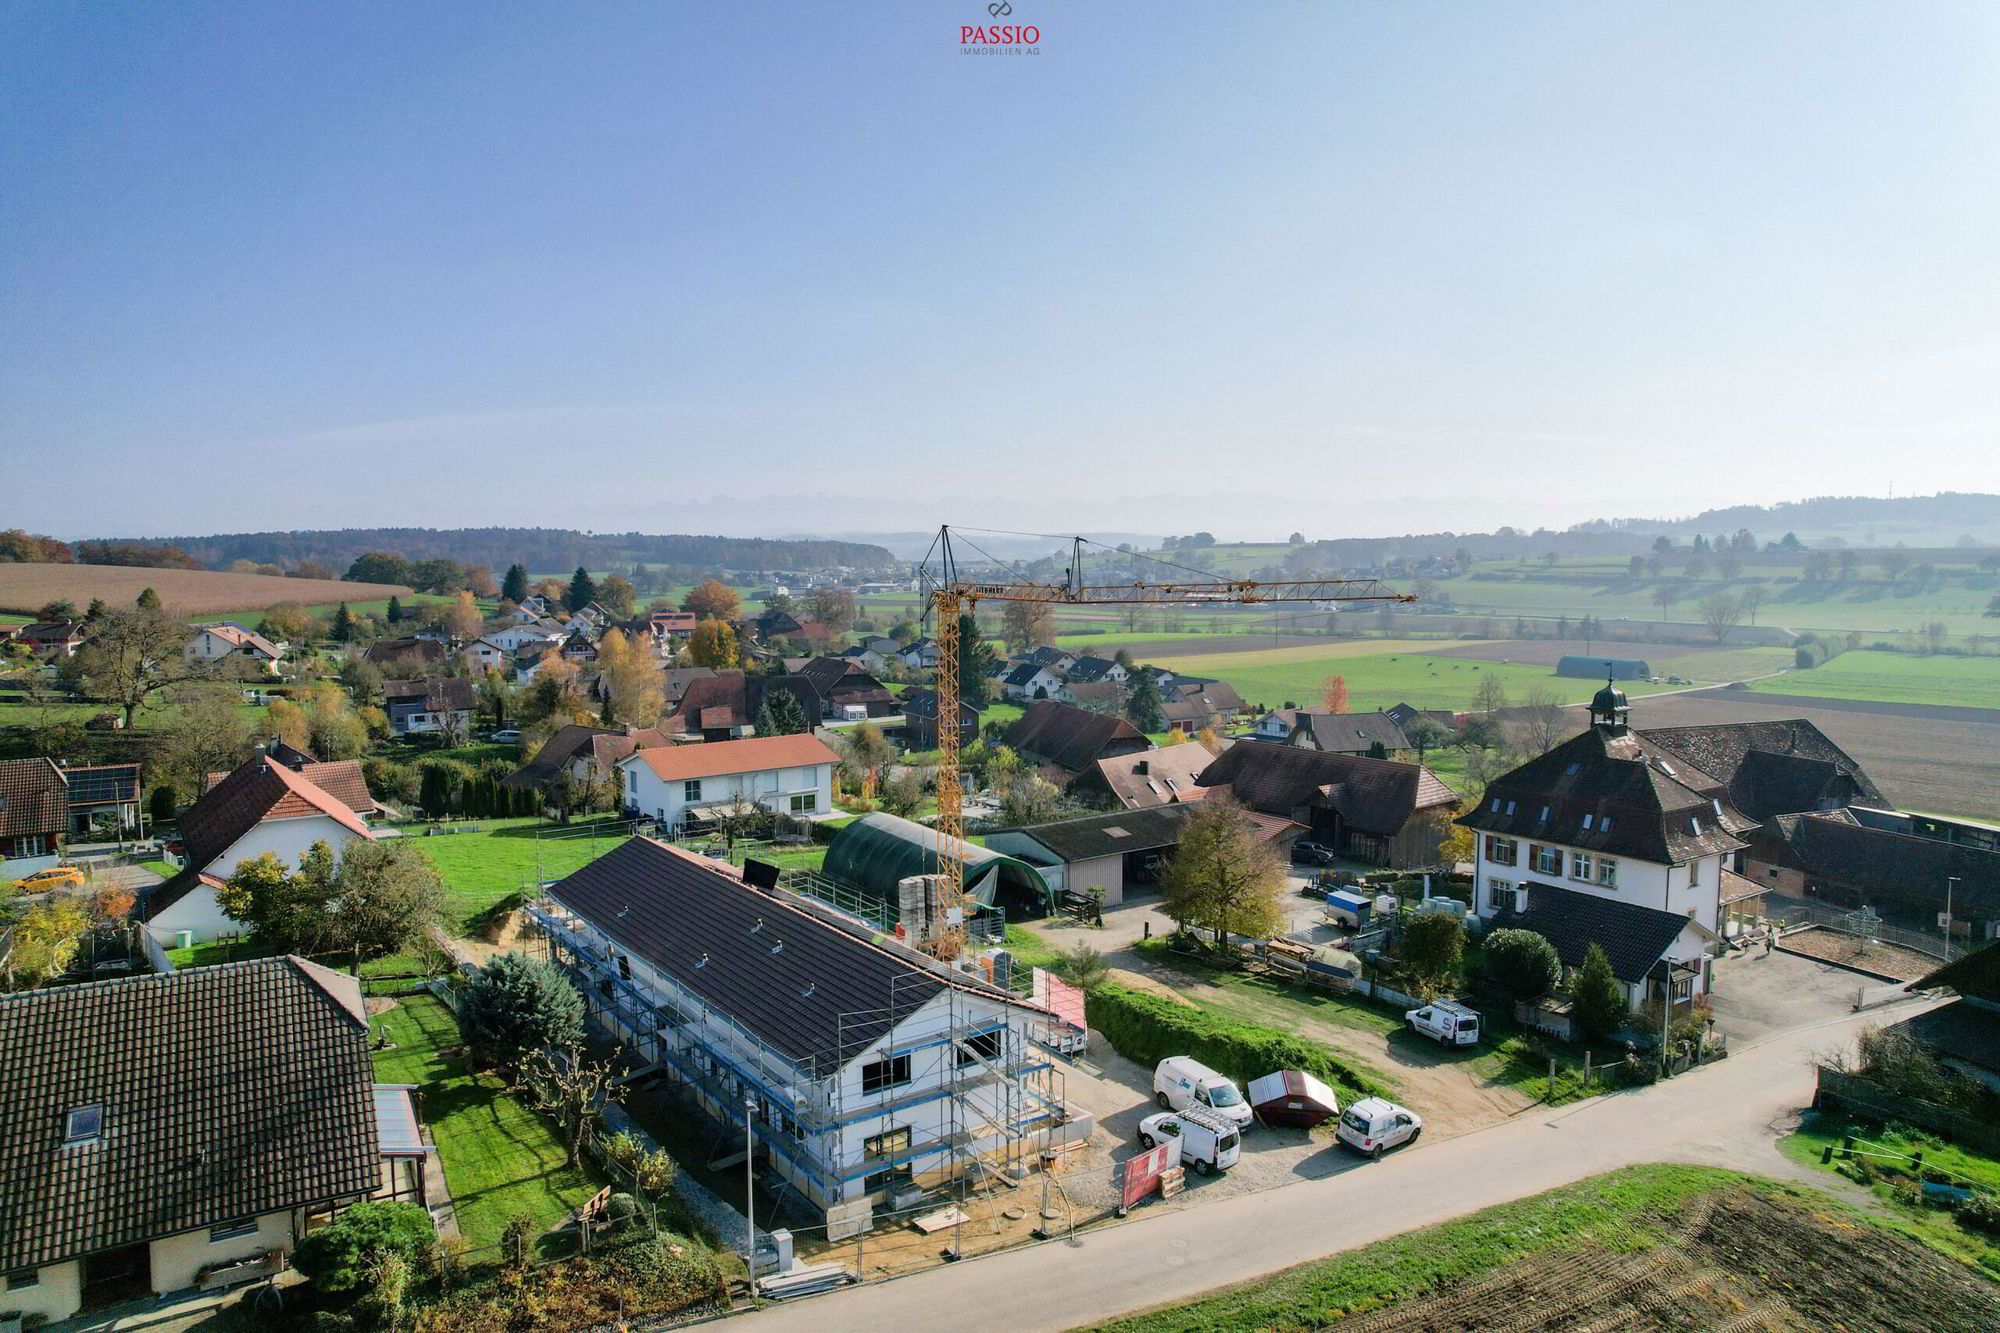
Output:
[88, 527, 898, 575]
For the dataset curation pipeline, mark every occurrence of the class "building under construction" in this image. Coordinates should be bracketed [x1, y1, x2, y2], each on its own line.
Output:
[523, 836, 1076, 1225]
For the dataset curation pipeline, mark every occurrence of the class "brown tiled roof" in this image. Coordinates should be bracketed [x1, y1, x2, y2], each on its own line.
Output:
[624, 733, 838, 782]
[0, 757, 68, 839]
[501, 724, 669, 790]
[0, 957, 381, 1272]
[1085, 746, 1216, 809]
[362, 637, 447, 667]
[204, 759, 375, 816]
[1459, 725, 1755, 864]
[1638, 719, 1884, 820]
[1006, 701, 1148, 773]
[166, 758, 375, 908]
[667, 670, 748, 733]
[382, 676, 477, 712]
[1196, 740, 1457, 838]
[1757, 810, 2000, 920]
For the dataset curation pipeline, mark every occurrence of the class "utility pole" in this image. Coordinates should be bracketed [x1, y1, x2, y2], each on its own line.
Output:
[1946, 876, 1959, 954]
[744, 1097, 757, 1285]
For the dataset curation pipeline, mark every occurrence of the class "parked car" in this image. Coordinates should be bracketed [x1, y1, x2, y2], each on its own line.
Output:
[18, 865, 86, 893]
[488, 728, 523, 742]
[1136, 1107, 1242, 1176]
[1405, 1000, 1481, 1047]
[1153, 1057, 1253, 1127]
[1291, 841, 1337, 866]
[1336, 1097, 1423, 1158]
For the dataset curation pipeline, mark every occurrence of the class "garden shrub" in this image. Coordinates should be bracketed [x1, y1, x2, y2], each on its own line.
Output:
[1086, 983, 1386, 1099]
[293, 1201, 437, 1299]
[1483, 928, 1563, 1003]
[1956, 1191, 2000, 1235]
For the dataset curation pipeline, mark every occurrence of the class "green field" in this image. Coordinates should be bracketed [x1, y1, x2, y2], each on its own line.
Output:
[402, 816, 635, 931]
[1140, 645, 1669, 715]
[184, 593, 454, 626]
[372, 993, 606, 1251]
[1749, 650, 2000, 710]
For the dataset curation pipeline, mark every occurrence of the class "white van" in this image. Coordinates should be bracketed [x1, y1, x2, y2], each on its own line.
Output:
[1137, 1106, 1242, 1175]
[1405, 1000, 1481, 1047]
[1153, 1057, 1253, 1128]
[1336, 1097, 1424, 1158]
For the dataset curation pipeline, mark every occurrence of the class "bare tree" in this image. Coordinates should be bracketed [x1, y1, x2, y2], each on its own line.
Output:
[522, 1044, 624, 1169]
[70, 605, 190, 728]
[1698, 592, 1743, 644]
[1518, 688, 1568, 754]
[1737, 585, 1765, 625]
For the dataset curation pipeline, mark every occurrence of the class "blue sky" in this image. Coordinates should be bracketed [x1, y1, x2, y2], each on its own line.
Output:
[5, 1, 1998, 540]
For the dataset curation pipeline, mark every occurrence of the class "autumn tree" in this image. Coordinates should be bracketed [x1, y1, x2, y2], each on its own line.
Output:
[135, 586, 162, 611]
[834, 721, 895, 790]
[1159, 799, 1286, 946]
[1321, 675, 1350, 713]
[11, 897, 92, 985]
[523, 1044, 623, 1167]
[443, 590, 484, 641]
[687, 619, 739, 668]
[65, 604, 188, 728]
[1471, 673, 1509, 715]
[151, 681, 253, 802]
[805, 586, 858, 632]
[1403, 716, 1452, 765]
[1001, 600, 1055, 651]
[596, 574, 636, 619]
[597, 629, 664, 727]
[681, 578, 740, 621]
[261, 602, 311, 643]
[1399, 911, 1465, 998]
[518, 654, 594, 727]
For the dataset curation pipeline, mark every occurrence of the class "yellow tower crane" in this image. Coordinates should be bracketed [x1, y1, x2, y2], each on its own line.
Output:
[917, 527, 1414, 960]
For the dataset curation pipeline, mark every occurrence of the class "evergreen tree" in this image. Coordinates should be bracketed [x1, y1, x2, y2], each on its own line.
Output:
[564, 567, 597, 612]
[331, 602, 357, 642]
[956, 613, 997, 707]
[1125, 669, 1166, 732]
[386, 595, 404, 624]
[757, 687, 808, 735]
[501, 562, 529, 603]
[1570, 943, 1627, 1041]
[85, 598, 107, 620]
[135, 586, 161, 611]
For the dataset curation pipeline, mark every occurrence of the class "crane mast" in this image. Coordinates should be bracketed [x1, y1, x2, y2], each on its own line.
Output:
[918, 527, 1412, 960]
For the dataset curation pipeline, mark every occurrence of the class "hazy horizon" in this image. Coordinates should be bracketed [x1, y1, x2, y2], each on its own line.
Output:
[7, 2, 1999, 538]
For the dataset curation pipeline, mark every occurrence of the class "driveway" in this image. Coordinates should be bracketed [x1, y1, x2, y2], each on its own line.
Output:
[739, 993, 1936, 1332]
[1707, 945, 1875, 1045]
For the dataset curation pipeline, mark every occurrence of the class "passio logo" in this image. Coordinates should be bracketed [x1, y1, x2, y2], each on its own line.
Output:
[962, 1, 1040, 52]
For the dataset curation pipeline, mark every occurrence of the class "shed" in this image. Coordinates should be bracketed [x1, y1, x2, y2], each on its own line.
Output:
[1556, 656, 1650, 681]
[1247, 1069, 1340, 1128]
[984, 805, 1196, 907]
[823, 812, 1057, 920]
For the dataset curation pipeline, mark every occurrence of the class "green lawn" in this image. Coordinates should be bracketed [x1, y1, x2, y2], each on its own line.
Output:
[166, 937, 280, 970]
[1141, 646, 1676, 715]
[402, 816, 635, 932]
[1646, 645, 1799, 681]
[184, 594, 454, 626]
[1749, 649, 2000, 710]
[1085, 1165, 1935, 1332]
[372, 993, 605, 1252]
[1778, 1108, 2000, 1276]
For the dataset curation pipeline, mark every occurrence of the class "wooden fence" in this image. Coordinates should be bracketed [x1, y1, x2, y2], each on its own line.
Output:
[1813, 1068, 2000, 1156]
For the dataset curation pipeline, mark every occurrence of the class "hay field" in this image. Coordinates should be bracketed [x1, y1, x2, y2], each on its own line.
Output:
[0, 563, 410, 616]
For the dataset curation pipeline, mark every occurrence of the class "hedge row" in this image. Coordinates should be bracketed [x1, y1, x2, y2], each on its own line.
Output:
[1086, 983, 1387, 1101]
[1794, 635, 1847, 669]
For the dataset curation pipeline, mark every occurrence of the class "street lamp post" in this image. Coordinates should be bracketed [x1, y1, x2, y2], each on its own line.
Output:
[744, 1097, 757, 1283]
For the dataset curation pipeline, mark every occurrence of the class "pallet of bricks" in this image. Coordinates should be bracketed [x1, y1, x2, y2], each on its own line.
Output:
[1158, 1166, 1186, 1201]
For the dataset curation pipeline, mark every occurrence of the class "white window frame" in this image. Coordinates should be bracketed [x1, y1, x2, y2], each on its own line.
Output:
[1486, 836, 1518, 867]
[1597, 858, 1619, 888]
[1486, 878, 1514, 912]
[1531, 844, 1562, 877]
[1569, 851, 1593, 882]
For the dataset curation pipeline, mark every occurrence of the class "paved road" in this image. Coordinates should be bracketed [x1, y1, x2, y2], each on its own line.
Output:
[741, 995, 1933, 1332]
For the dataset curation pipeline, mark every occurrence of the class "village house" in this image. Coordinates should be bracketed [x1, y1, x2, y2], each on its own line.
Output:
[0, 958, 423, 1324]
[1457, 682, 1754, 1012]
[665, 670, 755, 741]
[1746, 808, 1999, 939]
[1159, 678, 1248, 734]
[143, 755, 378, 946]
[18, 620, 88, 658]
[460, 635, 513, 672]
[1071, 745, 1216, 809]
[792, 656, 897, 720]
[204, 748, 379, 821]
[1195, 740, 1458, 867]
[897, 637, 942, 670]
[1005, 700, 1149, 777]
[0, 756, 70, 874]
[59, 762, 143, 840]
[525, 838, 1069, 1221]
[1001, 661, 1067, 703]
[1060, 655, 1129, 687]
[617, 732, 840, 830]
[500, 723, 672, 804]
[986, 804, 1300, 907]
[1286, 710, 1411, 757]
[896, 688, 979, 750]
[362, 637, 448, 673]
[1060, 679, 1125, 714]
[1636, 718, 1884, 823]
[381, 676, 479, 738]
[183, 624, 285, 675]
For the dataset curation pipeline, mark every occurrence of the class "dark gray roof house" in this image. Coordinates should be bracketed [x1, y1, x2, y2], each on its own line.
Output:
[1289, 710, 1411, 755]
[1196, 741, 1457, 866]
[1006, 701, 1148, 774]
[1638, 719, 1883, 822]
[0, 958, 384, 1278]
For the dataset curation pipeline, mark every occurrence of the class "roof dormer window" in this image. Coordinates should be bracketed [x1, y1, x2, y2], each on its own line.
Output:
[63, 1105, 102, 1146]
[1601, 816, 1613, 832]
[1582, 814, 1594, 831]
[1537, 805, 1550, 822]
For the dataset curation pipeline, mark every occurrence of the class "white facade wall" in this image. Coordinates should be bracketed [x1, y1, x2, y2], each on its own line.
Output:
[1472, 833, 1723, 934]
[0, 1259, 82, 1323]
[620, 759, 834, 830]
[149, 1209, 294, 1294]
[148, 815, 368, 944]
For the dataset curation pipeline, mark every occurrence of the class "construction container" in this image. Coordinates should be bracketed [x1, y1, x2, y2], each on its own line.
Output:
[1248, 1069, 1340, 1129]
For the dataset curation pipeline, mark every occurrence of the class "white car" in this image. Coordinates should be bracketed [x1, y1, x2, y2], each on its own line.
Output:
[1336, 1097, 1423, 1158]
[1405, 1000, 1481, 1047]
[1137, 1108, 1242, 1176]
[488, 728, 523, 742]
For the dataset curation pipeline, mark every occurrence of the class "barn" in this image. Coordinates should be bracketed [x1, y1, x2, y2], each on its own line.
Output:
[1556, 656, 1650, 681]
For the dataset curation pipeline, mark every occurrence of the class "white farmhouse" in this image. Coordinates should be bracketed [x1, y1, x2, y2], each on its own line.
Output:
[618, 733, 838, 831]
[1458, 682, 1754, 1012]
[142, 755, 376, 945]
[184, 624, 285, 675]
[527, 838, 1072, 1219]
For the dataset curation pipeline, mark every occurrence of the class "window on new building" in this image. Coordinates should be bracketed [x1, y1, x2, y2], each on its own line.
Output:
[683, 779, 702, 802]
[1486, 837, 1518, 866]
[956, 1030, 1004, 1067]
[1570, 852, 1594, 882]
[863, 1127, 912, 1161]
[789, 792, 817, 813]
[861, 1054, 912, 1094]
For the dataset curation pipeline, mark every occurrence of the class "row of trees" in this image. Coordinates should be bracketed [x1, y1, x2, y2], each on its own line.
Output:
[219, 839, 446, 965]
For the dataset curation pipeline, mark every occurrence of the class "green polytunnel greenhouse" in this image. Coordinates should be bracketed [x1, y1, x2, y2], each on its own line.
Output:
[822, 813, 1058, 920]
